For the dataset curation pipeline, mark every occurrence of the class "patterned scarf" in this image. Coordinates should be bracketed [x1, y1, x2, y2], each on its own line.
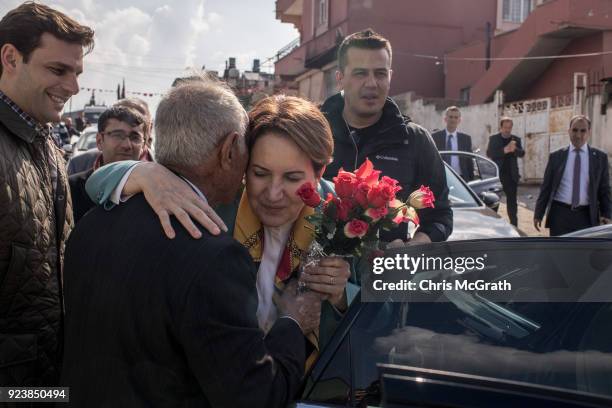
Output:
[233, 191, 320, 369]
[233, 191, 315, 282]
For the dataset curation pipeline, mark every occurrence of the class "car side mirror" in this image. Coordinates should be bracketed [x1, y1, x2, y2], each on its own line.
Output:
[62, 144, 73, 153]
[479, 191, 500, 211]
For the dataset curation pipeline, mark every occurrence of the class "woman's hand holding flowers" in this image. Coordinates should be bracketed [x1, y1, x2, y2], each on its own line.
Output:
[299, 257, 351, 312]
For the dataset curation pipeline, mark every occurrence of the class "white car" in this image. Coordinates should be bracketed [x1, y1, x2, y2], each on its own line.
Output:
[72, 125, 98, 158]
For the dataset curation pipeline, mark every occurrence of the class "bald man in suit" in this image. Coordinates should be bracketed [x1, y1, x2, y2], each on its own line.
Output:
[534, 115, 611, 235]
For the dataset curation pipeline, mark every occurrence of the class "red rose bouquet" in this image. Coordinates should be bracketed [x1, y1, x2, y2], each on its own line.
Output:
[296, 158, 435, 257]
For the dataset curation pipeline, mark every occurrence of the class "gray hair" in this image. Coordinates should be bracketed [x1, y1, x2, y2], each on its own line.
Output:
[154, 76, 247, 168]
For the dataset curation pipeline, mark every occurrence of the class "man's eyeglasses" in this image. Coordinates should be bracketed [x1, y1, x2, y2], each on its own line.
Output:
[104, 130, 145, 144]
[571, 128, 588, 133]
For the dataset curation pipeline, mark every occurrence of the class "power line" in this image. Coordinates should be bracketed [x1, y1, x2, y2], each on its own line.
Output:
[85, 66, 171, 89]
[402, 49, 612, 62]
[89, 49, 191, 65]
[86, 60, 188, 73]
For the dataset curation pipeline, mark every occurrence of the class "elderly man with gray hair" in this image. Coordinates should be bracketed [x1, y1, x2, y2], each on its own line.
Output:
[61, 77, 320, 407]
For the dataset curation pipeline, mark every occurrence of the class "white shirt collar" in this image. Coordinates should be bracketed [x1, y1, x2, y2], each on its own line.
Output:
[570, 143, 588, 153]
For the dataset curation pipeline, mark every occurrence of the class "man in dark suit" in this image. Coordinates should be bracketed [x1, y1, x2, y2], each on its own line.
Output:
[432, 106, 474, 181]
[487, 117, 525, 226]
[534, 115, 611, 235]
[68, 105, 146, 222]
[62, 78, 320, 407]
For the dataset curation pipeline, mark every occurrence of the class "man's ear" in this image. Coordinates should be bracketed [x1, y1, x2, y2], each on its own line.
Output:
[335, 70, 344, 91]
[95, 132, 104, 151]
[1, 44, 20, 73]
[219, 131, 239, 170]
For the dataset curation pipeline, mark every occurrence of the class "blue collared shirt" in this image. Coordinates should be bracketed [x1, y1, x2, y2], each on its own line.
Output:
[554, 144, 590, 206]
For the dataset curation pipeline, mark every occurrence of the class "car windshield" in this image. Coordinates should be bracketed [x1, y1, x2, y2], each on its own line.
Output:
[303, 239, 612, 406]
[77, 131, 98, 151]
[445, 166, 479, 208]
[84, 111, 103, 125]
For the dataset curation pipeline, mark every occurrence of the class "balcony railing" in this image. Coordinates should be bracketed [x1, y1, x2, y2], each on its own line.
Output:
[304, 22, 347, 68]
[276, 38, 300, 61]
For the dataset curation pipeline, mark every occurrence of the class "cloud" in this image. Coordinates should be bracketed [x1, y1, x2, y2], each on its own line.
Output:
[0, 0, 298, 114]
[208, 11, 222, 25]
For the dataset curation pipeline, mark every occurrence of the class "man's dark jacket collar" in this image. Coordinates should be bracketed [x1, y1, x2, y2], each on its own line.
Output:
[320, 92, 411, 142]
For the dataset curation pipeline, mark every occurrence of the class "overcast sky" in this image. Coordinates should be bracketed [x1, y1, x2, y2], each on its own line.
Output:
[0, 0, 299, 115]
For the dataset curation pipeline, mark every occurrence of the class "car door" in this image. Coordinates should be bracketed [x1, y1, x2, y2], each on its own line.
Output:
[297, 237, 612, 408]
[439, 151, 502, 197]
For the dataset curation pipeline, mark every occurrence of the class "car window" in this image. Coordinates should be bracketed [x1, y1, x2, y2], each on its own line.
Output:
[77, 132, 98, 151]
[441, 152, 499, 183]
[445, 166, 479, 208]
[475, 156, 497, 180]
[84, 111, 102, 125]
[304, 239, 612, 406]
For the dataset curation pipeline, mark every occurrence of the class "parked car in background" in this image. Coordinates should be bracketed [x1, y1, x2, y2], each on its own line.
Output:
[83, 105, 107, 126]
[442, 156, 520, 240]
[71, 125, 98, 158]
[440, 151, 503, 207]
[66, 125, 99, 175]
[293, 235, 612, 408]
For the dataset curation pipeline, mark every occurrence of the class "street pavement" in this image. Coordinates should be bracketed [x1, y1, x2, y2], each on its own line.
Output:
[497, 184, 547, 237]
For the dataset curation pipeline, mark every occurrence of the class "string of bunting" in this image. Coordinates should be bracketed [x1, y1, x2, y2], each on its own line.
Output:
[79, 87, 163, 97]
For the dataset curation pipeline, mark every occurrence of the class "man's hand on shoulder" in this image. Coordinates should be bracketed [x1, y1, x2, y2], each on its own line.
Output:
[130, 162, 228, 239]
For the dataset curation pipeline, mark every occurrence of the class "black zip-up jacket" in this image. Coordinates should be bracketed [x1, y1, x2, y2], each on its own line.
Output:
[321, 93, 452, 242]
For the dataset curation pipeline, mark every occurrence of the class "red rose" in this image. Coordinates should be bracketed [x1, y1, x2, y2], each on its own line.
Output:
[408, 185, 435, 209]
[367, 182, 397, 208]
[343, 219, 369, 239]
[355, 158, 381, 186]
[355, 159, 373, 179]
[354, 182, 371, 208]
[336, 197, 355, 221]
[393, 206, 420, 226]
[333, 170, 358, 199]
[323, 193, 336, 218]
[380, 176, 402, 194]
[365, 206, 388, 222]
[296, 182, 321, 207]
[323, 195, 354, 221]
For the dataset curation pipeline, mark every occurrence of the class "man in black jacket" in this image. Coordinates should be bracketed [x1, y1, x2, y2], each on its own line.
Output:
[534, 115, 611, 235]
[68, 105, 146, 222]
[432, 106, 474, 181]
[321, 29, 452, 244]
[62, 78, 319, 407]
[486, 117, 525, 226]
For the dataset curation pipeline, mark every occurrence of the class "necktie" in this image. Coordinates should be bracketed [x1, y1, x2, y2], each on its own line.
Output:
[443, 134, 453, 166]
[571, 148, 581, 208]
